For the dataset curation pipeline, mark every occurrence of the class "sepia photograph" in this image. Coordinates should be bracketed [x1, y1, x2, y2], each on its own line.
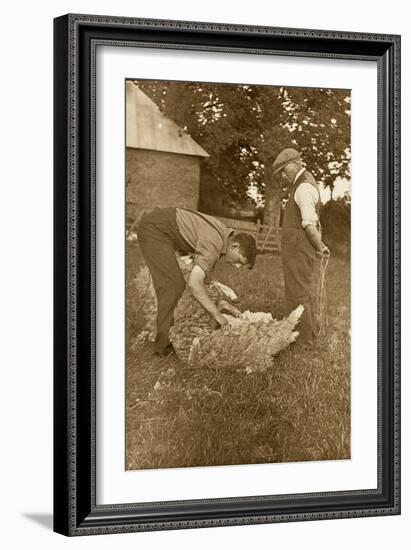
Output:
[125, 78, 351, 471]
[51, 11, 401, 536]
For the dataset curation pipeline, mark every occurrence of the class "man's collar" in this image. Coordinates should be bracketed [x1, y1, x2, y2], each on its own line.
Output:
[292, 167, 305, 185]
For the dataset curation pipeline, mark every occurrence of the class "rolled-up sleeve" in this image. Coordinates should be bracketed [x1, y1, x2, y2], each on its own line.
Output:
[294, 183, 319, 228]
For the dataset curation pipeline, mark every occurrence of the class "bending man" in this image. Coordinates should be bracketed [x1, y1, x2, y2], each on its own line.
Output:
[137, 207, 257, 355]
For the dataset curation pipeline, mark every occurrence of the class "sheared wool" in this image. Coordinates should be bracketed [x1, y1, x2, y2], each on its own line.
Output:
[168, 256, 303, 371]
[188, 306, 303, 373]
[169, 284, 220, 363]
[133, 253, 303, 371]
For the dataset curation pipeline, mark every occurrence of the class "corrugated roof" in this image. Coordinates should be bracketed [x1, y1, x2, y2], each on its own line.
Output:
[126, 81, 209, 158]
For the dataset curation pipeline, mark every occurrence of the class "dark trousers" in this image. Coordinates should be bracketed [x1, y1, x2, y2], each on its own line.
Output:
[282, 249, 318, 344]
[137, 208, 193, 354]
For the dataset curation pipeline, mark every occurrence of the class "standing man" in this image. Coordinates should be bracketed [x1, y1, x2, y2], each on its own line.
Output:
[272, 148, 330, 347]
[137, 207, 257, 355]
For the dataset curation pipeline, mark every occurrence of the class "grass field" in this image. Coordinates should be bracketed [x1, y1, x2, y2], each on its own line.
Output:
[126, 245, 351, 470]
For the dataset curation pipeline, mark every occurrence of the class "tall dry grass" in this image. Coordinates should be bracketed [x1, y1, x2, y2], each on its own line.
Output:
[126, 246, 350, 469]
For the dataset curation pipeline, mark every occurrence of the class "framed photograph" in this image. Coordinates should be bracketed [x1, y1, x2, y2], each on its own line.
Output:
[53, 14, 400, 536]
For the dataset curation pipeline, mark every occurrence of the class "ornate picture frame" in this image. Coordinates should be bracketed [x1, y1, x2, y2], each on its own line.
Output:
[53, 14, 400, 536]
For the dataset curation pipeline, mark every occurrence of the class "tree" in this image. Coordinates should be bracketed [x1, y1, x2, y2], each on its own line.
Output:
[135, 80, 351, 225]
[320, 196, 351, 257]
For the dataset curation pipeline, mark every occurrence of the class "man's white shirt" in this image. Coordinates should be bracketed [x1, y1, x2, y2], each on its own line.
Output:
[292, 167, 320, 228]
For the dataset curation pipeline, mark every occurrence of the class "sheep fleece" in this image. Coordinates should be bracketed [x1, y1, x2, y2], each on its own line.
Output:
[170, 286, 303, 370]
[186, 308, 303, 371]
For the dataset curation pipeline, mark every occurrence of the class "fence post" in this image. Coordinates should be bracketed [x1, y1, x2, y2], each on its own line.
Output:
[256, 219, 261, 247]
[275, 216, 281, 253]
[261, 226, 274, 252]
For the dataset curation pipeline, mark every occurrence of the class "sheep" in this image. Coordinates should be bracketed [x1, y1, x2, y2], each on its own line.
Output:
[187, 306, 304, 374]
[169, 270, 242, 363]
[132, 254, 303, 372]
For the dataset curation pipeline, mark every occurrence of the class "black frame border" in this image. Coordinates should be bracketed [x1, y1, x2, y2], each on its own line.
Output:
[54, 13, 401, 536]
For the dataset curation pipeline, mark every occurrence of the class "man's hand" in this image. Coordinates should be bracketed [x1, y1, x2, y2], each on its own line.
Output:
[214, 312, 229, 327]
[322, 244, 330, 257]
[188, 265, 227, 324]
[316, 243, 330, 258]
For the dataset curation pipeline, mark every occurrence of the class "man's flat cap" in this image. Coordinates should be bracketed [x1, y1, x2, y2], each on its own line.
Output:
[272, 148, 301, 174]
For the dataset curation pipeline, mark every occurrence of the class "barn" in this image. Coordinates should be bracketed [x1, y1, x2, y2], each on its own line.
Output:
[126, 81, 209, 224]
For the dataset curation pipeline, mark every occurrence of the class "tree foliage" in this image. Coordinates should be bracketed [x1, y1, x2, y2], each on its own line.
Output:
[136, 80, 350, 223]
[320, 197, 351, 257]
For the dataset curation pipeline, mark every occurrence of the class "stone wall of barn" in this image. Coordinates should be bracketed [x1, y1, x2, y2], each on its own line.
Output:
[126, 148, 200, 224]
